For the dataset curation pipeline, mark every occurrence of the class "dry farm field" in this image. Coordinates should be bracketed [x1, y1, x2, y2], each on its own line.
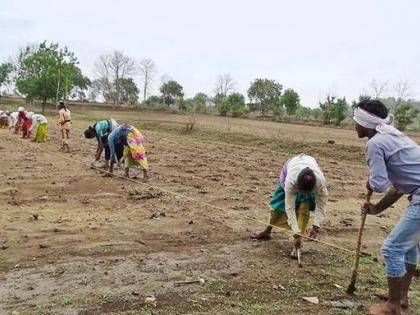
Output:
[0, 108, 419, 315]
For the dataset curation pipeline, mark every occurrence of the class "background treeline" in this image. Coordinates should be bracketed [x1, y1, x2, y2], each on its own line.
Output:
[1, 42, 419, 130]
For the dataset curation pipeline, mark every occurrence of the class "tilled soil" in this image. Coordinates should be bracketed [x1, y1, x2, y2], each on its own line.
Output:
[0, 109, 418, 315]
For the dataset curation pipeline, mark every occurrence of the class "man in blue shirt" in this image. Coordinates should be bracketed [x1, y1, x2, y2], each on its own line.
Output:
[354, 99, 420, 315]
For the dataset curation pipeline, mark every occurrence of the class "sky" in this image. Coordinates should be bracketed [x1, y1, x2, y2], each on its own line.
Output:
[1, 0, 420, 107]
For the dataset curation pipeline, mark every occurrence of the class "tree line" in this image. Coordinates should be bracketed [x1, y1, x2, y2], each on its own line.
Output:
[0, 42, 419, 130]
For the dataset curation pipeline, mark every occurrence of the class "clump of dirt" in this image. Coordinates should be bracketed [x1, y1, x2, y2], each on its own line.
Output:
[128, 188, 165, 200]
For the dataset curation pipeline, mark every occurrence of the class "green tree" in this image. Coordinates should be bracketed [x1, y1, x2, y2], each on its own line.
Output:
[319, 95, 335, 125]
[394, 103, 419, 131]
[143, 95, 161, 107]
[0, 62, 13, 104]
[281, 88, 300, 117]
[15, 42, 90, 112]
[214, 93, 229, 116]
[177, 98, 193, 111]
[247, 78, 282, 116]
[330, 97, 349, 126]
[160, 80, 184, 107]
[192, 92, 208, 113]
[295, 105, 313, 120]
[119, 77, 139, 105]
[226, 93, 246, 117]
[312, 108, 323, 121]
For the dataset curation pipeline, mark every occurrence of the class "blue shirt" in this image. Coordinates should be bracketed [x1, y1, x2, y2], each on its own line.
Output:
[95, 120, 112, 143]
[108, 124, 132, 163]
[366, 133, 420, 203]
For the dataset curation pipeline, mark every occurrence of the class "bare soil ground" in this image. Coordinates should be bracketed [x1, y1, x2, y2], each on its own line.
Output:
[0, 109, 419, 315]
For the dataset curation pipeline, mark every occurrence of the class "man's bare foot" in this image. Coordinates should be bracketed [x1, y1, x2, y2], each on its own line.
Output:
[369, 302, 401, 315]
[290, 248, 298, 259]
[250, 231, 272, 240]
[374, 292, 408, 309]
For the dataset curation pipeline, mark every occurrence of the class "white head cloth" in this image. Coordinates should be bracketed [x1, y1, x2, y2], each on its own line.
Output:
[353, 107, 403, 136]
[18, 106, 24, 112]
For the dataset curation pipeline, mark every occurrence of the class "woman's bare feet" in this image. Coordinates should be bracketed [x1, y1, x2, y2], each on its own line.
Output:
[369, 302, 401, 315]
[250, 229, 272, 240]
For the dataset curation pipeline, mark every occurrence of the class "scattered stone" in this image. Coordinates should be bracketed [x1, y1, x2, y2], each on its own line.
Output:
[333, 284, 342, 289]
[340, 218, 353, 227]
[144, 295, 157, 306]
[131, 291, 140, 296]
[128, 188, 164, 200]
[1, 244, 9, 250]
[188, 220, 194, 224]
[302, 297, 319, 304]
[273, 284, 286, 291]
[81, 198, 90, 205]
[160, 212, 166, 217]
[39, 244, 49, 249]
[32, 213, 39, 220]
[327, 140, 335, 144]
[330, 300, 362, 309]
[150, 213, 159, 219]
[174, 279, 205, 286]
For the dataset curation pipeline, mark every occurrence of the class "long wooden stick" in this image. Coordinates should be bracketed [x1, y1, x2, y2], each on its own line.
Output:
[347, 190, 373, 294]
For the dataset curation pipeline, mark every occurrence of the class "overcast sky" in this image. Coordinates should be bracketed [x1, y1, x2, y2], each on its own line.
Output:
[1, 0, 419, 106]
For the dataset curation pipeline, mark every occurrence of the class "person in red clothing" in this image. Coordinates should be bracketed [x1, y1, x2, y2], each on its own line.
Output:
[17, 107, 33, 139]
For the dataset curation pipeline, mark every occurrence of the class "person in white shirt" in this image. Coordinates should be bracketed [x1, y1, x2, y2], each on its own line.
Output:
[252, 154, 328, 258]
[29, 113, 48, 142]
[0, 110, 8, 127]
[7, 111, 19, 132]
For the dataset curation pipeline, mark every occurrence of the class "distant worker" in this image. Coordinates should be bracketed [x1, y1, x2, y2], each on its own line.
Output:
[7, 111, 19, 132]
[84, 119, 120, 168]
[57, 101, 71, 153]
[0, 110, 8, 128]
[108, 124, 150, 179]
[252, 154, 328, 259]
[29, 113, 48, 142]
[17, 107, 33, 139]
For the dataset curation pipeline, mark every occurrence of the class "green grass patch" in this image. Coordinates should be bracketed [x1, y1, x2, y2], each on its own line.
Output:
[98, 292, 113, 304]
[56, 295, 72, 307]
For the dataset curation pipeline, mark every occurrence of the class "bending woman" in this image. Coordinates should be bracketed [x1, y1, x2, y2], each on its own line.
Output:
[84, 119, 119, 167]
[30, 113, 48, 142]
[108, 124, 150, 179]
